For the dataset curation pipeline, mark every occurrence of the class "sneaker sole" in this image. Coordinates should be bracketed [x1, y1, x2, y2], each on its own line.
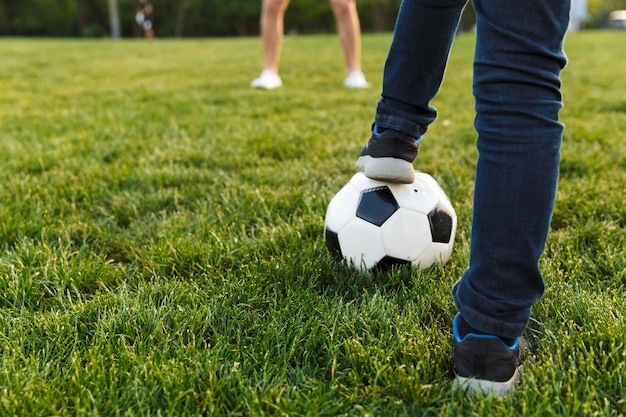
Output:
[356, 156, 415, 184]
[251, 83, 282, 90]
[344, 82, 371, 89]
[455, 366, 522, 397]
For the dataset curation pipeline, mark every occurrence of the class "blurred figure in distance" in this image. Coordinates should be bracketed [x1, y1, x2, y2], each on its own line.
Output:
[136, 0, 155, 39]
[251, 0, 370, 89]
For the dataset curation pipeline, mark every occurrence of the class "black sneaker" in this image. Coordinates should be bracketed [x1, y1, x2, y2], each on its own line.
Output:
[356, 126, 420, 184]
[453, 314, 526, 397]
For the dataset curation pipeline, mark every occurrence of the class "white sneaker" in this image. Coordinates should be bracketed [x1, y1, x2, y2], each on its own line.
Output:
[251, 69, 283, 90]
[343, 71, 370, 89]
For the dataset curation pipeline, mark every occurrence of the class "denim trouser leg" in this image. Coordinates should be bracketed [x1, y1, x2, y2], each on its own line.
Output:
[453, 0, 570, 339]
[375, 0, 570, 339]
[375, 0, 468, 138]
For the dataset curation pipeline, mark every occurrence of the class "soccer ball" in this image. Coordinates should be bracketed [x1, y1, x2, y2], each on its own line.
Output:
[324, 171, 457, 272]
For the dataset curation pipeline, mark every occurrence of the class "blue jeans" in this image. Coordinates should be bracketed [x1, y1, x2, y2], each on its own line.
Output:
[376, 0, 570, 339]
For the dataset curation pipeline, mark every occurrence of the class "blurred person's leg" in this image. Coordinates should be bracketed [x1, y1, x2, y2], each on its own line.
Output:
[261, 0, 290, 73]
[330, 0, 370, 88]
[252, 0, 289, 89]
[330, 0, 362, 74]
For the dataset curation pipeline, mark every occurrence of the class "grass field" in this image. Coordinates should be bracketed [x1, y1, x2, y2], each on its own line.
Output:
[0, 31, 625, 416]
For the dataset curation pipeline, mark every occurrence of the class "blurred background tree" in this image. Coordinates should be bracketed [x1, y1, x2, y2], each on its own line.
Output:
[0, 0, 624, 37]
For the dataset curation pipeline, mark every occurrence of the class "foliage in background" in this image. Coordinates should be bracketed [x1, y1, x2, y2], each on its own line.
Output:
[2, 0, 626, 37]
[0, 0, 402, 37]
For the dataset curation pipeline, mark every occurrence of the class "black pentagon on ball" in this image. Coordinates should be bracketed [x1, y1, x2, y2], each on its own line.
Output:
[356, 186, 399, 227]
[324, 227, 343, 261]
[428, 205, 454, 243]
[375, 256, 412, 272]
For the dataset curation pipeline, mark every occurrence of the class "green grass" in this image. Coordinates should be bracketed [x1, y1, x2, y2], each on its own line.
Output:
[0, 31, 624, 415]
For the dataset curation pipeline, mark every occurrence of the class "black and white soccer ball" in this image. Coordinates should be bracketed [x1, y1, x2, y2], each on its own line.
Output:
[324, 171, 457, 272]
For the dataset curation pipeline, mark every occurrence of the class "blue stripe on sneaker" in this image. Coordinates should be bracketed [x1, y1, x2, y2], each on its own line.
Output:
[373, 124, 421, 143]
[453, 314, 519, 350]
